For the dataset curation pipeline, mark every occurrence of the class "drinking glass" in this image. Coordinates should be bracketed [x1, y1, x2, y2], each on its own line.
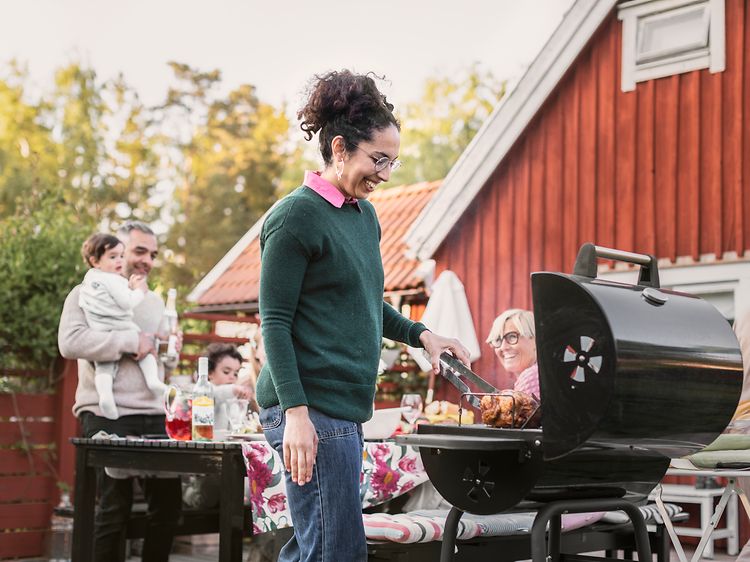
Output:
[226, 399, 249, 433]
[400, 393, 424, 425]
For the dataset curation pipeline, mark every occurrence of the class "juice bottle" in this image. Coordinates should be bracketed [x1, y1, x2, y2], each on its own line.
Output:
[191, 357, 214, 441]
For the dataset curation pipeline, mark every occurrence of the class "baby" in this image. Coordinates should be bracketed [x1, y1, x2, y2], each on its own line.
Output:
[78, 232, 166, 419]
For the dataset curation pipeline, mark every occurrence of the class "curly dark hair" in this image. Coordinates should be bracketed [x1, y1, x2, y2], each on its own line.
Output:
[297, 70, 400, 166]
[205, 343, 243, 374]
[81, 232, 123, 268]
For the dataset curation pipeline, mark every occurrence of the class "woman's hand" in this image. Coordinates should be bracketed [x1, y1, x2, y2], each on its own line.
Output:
[283, 406, 319, 486]
[419, 331, 471, 374]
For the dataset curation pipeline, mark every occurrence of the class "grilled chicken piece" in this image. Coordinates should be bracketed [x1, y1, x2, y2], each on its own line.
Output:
[479, 391, 540, 428]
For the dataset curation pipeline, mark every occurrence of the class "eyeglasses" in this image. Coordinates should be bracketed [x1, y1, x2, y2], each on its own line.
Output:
[490, 331, 520, 348]
[355, 145, 402, 173]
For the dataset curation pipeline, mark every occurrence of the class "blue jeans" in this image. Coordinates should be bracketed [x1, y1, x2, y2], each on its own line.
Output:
[260, 405, 366, 562]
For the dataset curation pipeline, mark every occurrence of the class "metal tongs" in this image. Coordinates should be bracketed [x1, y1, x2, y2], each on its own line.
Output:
[436, 352, 500, 410]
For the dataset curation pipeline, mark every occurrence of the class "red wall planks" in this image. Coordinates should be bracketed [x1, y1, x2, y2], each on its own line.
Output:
[596, 18, 617, 251]
[0, 476, 52, 503]
[432, 8, 750, 391]
[677, 71, 701, 260]
[0, 530, 48, 559]
[561, 70, 581, 271]
[700, 71, 724, 257]
[635, 79, 656, 254]
[0, 421, 55, 447]
[0, 394, 55, 417]
[654, 75, 679, 261]
[724, 0, 745, 254]
[578, 48, 598, 247]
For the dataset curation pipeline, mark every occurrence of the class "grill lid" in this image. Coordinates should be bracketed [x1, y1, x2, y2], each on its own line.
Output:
[533, 244, 743, 460]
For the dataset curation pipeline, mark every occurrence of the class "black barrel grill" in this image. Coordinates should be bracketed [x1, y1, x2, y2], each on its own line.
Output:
[397, 244, 743, 562]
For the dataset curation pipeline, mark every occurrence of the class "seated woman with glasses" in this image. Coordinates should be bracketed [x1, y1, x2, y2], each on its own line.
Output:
[486, 308, 539, 397]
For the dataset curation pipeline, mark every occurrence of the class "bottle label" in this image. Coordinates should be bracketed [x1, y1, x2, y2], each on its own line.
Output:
[167, 334, 178, 356]
[192, 397, 214, 426]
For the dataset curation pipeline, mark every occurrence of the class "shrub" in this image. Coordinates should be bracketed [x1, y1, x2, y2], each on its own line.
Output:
[0, 187, 93, 374]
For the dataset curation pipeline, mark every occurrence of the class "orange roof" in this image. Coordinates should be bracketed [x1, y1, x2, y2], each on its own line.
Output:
[195, 180, 440, 309]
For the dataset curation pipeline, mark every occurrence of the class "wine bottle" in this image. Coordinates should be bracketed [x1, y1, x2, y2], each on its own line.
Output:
[159, 288, 179, 364]
[192, 357, 214, 441]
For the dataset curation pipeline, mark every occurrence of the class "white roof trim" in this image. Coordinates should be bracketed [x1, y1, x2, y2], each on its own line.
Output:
[405, 0, 617, 261]
[187, 204, 277, 303]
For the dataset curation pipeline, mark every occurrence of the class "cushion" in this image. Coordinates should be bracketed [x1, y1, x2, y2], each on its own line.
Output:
[559, 511, 605, 531]
[687, 448, 750, 468]
[600, 502, 683, 525]
[407, 509, 604, 537]
[363, 512, 482, 543]
[700, 434, 750, 452]
[411, 509, 535, 537]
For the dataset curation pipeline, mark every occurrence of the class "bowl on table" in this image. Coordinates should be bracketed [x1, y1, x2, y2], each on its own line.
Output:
[362, 407, 403, 440]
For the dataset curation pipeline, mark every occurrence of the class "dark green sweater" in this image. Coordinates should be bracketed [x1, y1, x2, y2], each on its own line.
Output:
[256, 186, 428, 423]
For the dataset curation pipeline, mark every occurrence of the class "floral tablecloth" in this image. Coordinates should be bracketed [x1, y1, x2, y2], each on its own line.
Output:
[241, 440, 427, 534]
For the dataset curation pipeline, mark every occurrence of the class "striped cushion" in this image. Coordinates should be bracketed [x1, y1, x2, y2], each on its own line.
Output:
[363, 513, 482, 543]
[410, 509, 604, 536]
[600, 502, 683, 525]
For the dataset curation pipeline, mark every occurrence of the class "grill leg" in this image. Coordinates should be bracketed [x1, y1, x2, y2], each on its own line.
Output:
[531, 498, 652, 562]
[440, 506, 464, 562]
[548, 515, 561, 562]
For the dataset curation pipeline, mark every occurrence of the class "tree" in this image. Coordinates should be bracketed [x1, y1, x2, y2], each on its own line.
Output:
[395, 65, 506, 186]
[0, 62, 60, 217]
[0, 61, 161, 226]
[96, 74, 163, 226]
[159, 63, 293, 291]
[52, 65, 162, 226]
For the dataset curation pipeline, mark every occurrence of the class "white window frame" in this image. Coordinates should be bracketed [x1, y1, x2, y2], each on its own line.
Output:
[618, 0, 725, 92]
[597, 260, 750, 322]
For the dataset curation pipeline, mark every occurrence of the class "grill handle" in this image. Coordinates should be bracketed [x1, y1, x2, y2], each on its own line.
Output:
[573, 243, 660, 288]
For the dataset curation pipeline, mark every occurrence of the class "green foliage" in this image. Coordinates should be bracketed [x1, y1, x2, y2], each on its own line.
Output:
[0, 61, 161, 226]
[396, 64, 506, 185]
[0, 184, 94, 370]
[159, 63, 294, 289]
[0, 62, 61, 217]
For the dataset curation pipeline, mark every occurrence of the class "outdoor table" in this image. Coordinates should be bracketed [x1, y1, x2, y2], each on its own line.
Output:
[71, 437, 246, 562]
[70, 436, 427, 561]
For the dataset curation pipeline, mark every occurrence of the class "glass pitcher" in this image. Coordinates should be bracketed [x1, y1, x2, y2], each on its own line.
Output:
[163, 385, 192, 441]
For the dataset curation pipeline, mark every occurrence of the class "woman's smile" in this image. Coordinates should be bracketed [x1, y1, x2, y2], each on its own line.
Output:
[363, 178, 378, 192]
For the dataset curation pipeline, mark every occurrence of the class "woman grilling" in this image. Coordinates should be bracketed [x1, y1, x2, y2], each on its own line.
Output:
[257, 69, 470, 562]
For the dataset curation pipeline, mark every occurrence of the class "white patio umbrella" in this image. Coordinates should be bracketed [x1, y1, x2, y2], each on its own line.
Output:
[407, 269, 481, 402]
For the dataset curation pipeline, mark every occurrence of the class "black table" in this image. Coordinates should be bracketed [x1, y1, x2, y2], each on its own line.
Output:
[70, 437, 246, 562]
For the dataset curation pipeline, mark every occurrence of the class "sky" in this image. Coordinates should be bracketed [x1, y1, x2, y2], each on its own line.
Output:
[1, 0, 576, 114]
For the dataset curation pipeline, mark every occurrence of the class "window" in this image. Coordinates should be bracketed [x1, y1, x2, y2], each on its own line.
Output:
[618, 0, 725, 92]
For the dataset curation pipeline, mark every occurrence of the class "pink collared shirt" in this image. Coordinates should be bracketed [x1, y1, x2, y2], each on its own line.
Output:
[303, 171, 361, 211]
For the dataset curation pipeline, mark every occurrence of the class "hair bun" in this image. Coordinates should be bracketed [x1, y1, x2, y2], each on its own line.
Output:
[297, 69, 399, 164]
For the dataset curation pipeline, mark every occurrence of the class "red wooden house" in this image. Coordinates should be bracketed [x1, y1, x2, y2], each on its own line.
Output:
[405, 0, 750, 390]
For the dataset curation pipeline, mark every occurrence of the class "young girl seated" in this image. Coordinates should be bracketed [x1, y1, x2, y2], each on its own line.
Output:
[205, 343, 257, 429]
[78, 233, 166, 419]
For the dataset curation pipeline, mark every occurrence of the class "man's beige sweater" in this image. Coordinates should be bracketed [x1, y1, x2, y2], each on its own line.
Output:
[58, 284, 165, 417]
